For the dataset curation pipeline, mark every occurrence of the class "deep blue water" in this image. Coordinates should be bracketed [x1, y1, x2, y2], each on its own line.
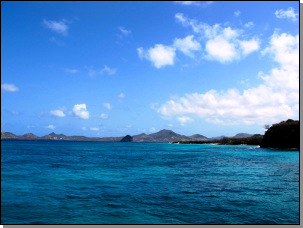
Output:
[1, 140, 299, 224]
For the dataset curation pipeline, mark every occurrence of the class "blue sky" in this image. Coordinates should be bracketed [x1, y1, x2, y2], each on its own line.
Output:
[1, 1, 299, 137]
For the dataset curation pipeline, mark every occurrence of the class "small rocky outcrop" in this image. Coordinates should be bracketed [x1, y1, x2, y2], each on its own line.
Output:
[120, 135, 133, 142]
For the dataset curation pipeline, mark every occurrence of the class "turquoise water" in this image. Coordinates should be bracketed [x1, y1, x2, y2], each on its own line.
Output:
[1, 140, 299, 224]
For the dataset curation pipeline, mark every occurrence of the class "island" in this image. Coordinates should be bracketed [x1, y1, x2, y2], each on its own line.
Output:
[120, 135, 133, 142]
[260, 119, 299, 149]
[1, 119, 299, 149]
[172, 119, 299, 150]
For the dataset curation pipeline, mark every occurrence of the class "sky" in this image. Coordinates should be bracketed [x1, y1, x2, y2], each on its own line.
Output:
[1, 1, 299, 138]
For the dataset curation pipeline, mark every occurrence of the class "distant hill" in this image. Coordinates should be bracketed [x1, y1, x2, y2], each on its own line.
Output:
[20, 133, 39, 139]
[190, 134, 208, 140]
[1, 129, 261, 143]
[209, 135, 226, 140]
[132, 129, 192, 142]
[41, 132, 68, 140]
[149, 129, 190, 142]
[1, 132, 18, 139]
[233, 133, 254, 138]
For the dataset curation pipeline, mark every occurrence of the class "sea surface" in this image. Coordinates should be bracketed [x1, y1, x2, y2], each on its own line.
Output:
[1, 140, 299, 224]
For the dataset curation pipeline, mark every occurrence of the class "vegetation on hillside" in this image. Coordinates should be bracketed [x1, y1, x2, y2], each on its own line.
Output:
[173, 135, 263, 145]
[260, 119, 299, 149]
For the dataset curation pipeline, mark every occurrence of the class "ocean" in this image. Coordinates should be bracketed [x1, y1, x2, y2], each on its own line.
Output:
[1, 140, 299, 224]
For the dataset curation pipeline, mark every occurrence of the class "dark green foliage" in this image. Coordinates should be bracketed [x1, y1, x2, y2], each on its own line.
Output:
[174, 135, 263, 145]
[260, 119, 299, 149]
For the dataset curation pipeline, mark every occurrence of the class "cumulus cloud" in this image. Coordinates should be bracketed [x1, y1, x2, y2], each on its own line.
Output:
[275, 7, 298, 21]
[1, 83, 19, 92]
[138, 44, 176, 68]
[175, 13, 260, 63]
[239, 38, 260, 55]
[46, 124, 55, 130]
[156, 32, 298, 126]
[205, 36, 237, 63]
[72, 104, 89, 119]
[138, 35, 203, 68]
[43, 19, 68, 35]
[50, 110, 66, 117]
[177, 116, 194, 126]
[173, 35, 201, 58]
[103, 103, 112, 110]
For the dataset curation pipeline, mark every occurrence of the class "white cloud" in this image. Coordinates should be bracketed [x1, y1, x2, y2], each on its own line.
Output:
[239, 38, 260, 55]
[103, 103, 112, 110]
[205, 36, 237, 63]
[87, 66, 117, 77]
[175, 1, 214, 7]
[72, 104, 89, 119]
[100, 113, 108, 119]
[90, 127, 99, 131]
[262, 32, 298, 70]
[82, 127, 87, 131]
[64, 68, 79, 74]
[275, 7, 298, 21]
[203, 1, 214, 7]
[46, 124, 55, 130]
[50, 110, 66, 117]
[119, 26, 131, 36]
[137, 44, 176, 68]
[100, 65, 117, 75]
[156, 32, 298, 126]
[176, 1, 202, 6]
[118, 93, 125, 98]
[175, 1, 200, 6]
[43, 19, 68, 35]
[244, 21, 254, 28]
[138, 35, 202, 68]
[175, 13, 261, 63]
[234, 10, 241, 17]
[177, 116, 194, 126]
[173, 35, 201, 58]
[1, 83, 19, 92]
[175, 13, 221, 36]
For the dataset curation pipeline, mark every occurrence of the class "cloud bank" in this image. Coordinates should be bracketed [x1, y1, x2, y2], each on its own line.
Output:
[156, 32, 298, 126]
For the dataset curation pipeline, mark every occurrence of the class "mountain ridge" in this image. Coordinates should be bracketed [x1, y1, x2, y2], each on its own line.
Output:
[1, 130, 260, 142]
